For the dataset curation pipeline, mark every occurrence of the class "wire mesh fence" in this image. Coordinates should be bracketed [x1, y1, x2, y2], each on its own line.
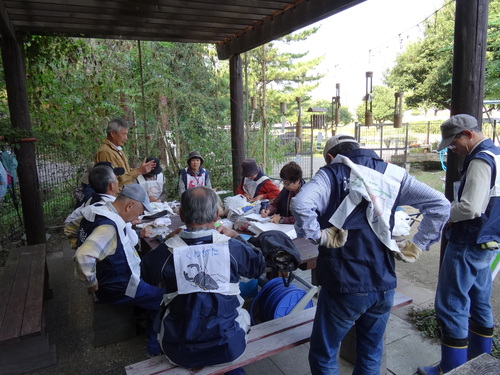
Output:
[0, 118, 498, 245]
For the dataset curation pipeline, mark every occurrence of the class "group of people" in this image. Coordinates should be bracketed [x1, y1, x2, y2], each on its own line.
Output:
[69, 114, 499, 375]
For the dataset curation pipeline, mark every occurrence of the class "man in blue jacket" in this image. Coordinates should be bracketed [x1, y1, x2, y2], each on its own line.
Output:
[418, 114, 500, 374]
[291, 134, 450, 375]
[74, 184, 164, 357]
[141, 186, 266, 374]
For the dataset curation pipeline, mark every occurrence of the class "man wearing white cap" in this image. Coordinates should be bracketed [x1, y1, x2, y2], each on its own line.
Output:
[418, 114, 500, 375]
[291, 134, 450, 375]
[75, 184, 164, 357]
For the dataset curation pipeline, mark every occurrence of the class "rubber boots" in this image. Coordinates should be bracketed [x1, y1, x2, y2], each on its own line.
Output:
[417, 343, 467, 375]
[468, 321, 494, 360]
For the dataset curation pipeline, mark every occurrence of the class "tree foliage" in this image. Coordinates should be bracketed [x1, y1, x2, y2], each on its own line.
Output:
[384, 1, 455, 111]
[385, 0, 500, 111]
[243, 27, 325, 168]
[1, 27, 325, 193]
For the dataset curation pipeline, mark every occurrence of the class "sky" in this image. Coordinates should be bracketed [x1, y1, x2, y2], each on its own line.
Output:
[278, 0, 446, 109]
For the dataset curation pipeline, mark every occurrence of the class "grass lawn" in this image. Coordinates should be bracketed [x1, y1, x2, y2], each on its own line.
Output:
[410, 168, 446, 193]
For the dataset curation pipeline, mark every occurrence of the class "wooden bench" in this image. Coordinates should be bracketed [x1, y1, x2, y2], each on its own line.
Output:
[0, 244, 56, 374]
[125, 305, 317, 375]
[446, 353, 500, 374]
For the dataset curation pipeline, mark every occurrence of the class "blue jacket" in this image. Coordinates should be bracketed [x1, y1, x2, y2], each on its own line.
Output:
[78, 214, 132, 302]
[449, 139, 500, 245]
[316, 149, 400, 294]
[146, 233, 265, 368]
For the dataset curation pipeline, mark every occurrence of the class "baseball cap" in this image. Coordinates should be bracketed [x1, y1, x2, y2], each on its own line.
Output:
[323, 134, 359, 161]
[437, 114, 478, 151]
[120, 184, 154, 212]
[80, 162, 95, 184]
[95, 161, 125, 177]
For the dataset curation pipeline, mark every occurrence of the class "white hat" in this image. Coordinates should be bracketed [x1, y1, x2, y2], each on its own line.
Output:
[323, 134, 358, 161]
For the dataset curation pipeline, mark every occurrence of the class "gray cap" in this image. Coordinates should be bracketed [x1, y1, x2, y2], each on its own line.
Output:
[120, 183, 154, 213]
[323, 134, 358, 162]
[437, 114, 478, 151]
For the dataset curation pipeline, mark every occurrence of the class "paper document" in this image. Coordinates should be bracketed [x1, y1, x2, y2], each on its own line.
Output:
[244, 213, 271, 223]
[248, 222, 297, 240]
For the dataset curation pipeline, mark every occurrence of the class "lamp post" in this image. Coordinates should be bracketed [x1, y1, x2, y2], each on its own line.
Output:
[280, 102, 287, 134]
[333, 83, 340, 135]
[394, 91, 404, 128]
[365, 72, 373, 126]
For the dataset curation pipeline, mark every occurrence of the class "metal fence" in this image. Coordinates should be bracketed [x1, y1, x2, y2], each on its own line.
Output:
[356, 119, 499, 168]
[1, 118, 498, 245]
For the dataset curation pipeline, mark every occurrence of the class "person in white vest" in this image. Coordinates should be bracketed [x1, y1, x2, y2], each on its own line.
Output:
[74, 184, 164, 357]
[178, 150, 212, 197]
[140, 186, 266, 374]
[137, 156, 167, 202]
[236, 158, 280, 203]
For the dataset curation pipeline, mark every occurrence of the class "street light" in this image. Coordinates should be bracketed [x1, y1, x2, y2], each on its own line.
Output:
[365, 72, 373, 126]
[394, 91, 404, 128]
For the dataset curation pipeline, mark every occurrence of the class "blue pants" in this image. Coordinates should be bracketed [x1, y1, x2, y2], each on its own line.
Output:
[435, 241, 495, 339]
[115, 280, 165, 355]
[308, 288, 394, 375]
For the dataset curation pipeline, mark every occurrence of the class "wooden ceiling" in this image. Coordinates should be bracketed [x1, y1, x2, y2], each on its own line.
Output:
[0, 0, 365, 59]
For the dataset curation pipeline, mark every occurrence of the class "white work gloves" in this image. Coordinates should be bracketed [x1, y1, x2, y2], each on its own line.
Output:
[394, 240, 422, 263]
[320, 226, 348, 248]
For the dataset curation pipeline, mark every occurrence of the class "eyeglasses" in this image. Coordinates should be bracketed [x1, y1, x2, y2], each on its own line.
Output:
[281, 180, 295, 187]
[447, 133, 464, 150]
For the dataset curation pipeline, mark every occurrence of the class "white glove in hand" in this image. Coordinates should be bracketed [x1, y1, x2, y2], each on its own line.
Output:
[395, 240, 422, 263]
[320, 226, 348, 248]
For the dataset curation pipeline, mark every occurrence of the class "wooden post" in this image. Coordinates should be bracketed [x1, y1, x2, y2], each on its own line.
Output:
[441, 0, 489, 265]
[1, 35, 46, 245]
[229, 54, 245, 194]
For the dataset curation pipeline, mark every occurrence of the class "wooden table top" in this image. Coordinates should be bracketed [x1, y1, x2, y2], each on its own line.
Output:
[139, 214, 318, 271]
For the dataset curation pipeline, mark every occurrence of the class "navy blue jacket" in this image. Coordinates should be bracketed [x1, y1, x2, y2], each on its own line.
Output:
[143, 233, 265, 368]
[316, 149, 400, 294]
[78, 214, 132, 302]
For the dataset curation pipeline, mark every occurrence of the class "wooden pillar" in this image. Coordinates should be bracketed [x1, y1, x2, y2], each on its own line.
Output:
[1, 35, 46, 245]
[229, 54, 245, 194]
[441, 0, 489, 264]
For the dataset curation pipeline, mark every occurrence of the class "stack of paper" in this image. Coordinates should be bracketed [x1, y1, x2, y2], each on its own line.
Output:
[244, 213, 271, 223]
[248, 222, 297, 240]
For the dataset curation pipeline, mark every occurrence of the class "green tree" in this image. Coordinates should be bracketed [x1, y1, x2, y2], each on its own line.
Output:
[244, 27, 325, 169]
[384, 1, 455, 111]
[339, 106, 354, 127]
[486, 0, 500, 99]
[385, 0, 500, 110]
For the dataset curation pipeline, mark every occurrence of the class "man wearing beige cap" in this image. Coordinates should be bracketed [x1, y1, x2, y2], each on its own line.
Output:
[291, 134, 450, 375]
[75, 184, 164, 357]
[419, 114, 500, 375]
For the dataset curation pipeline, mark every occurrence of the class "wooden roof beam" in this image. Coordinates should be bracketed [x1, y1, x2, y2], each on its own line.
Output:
[216, 0, 365, 60]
